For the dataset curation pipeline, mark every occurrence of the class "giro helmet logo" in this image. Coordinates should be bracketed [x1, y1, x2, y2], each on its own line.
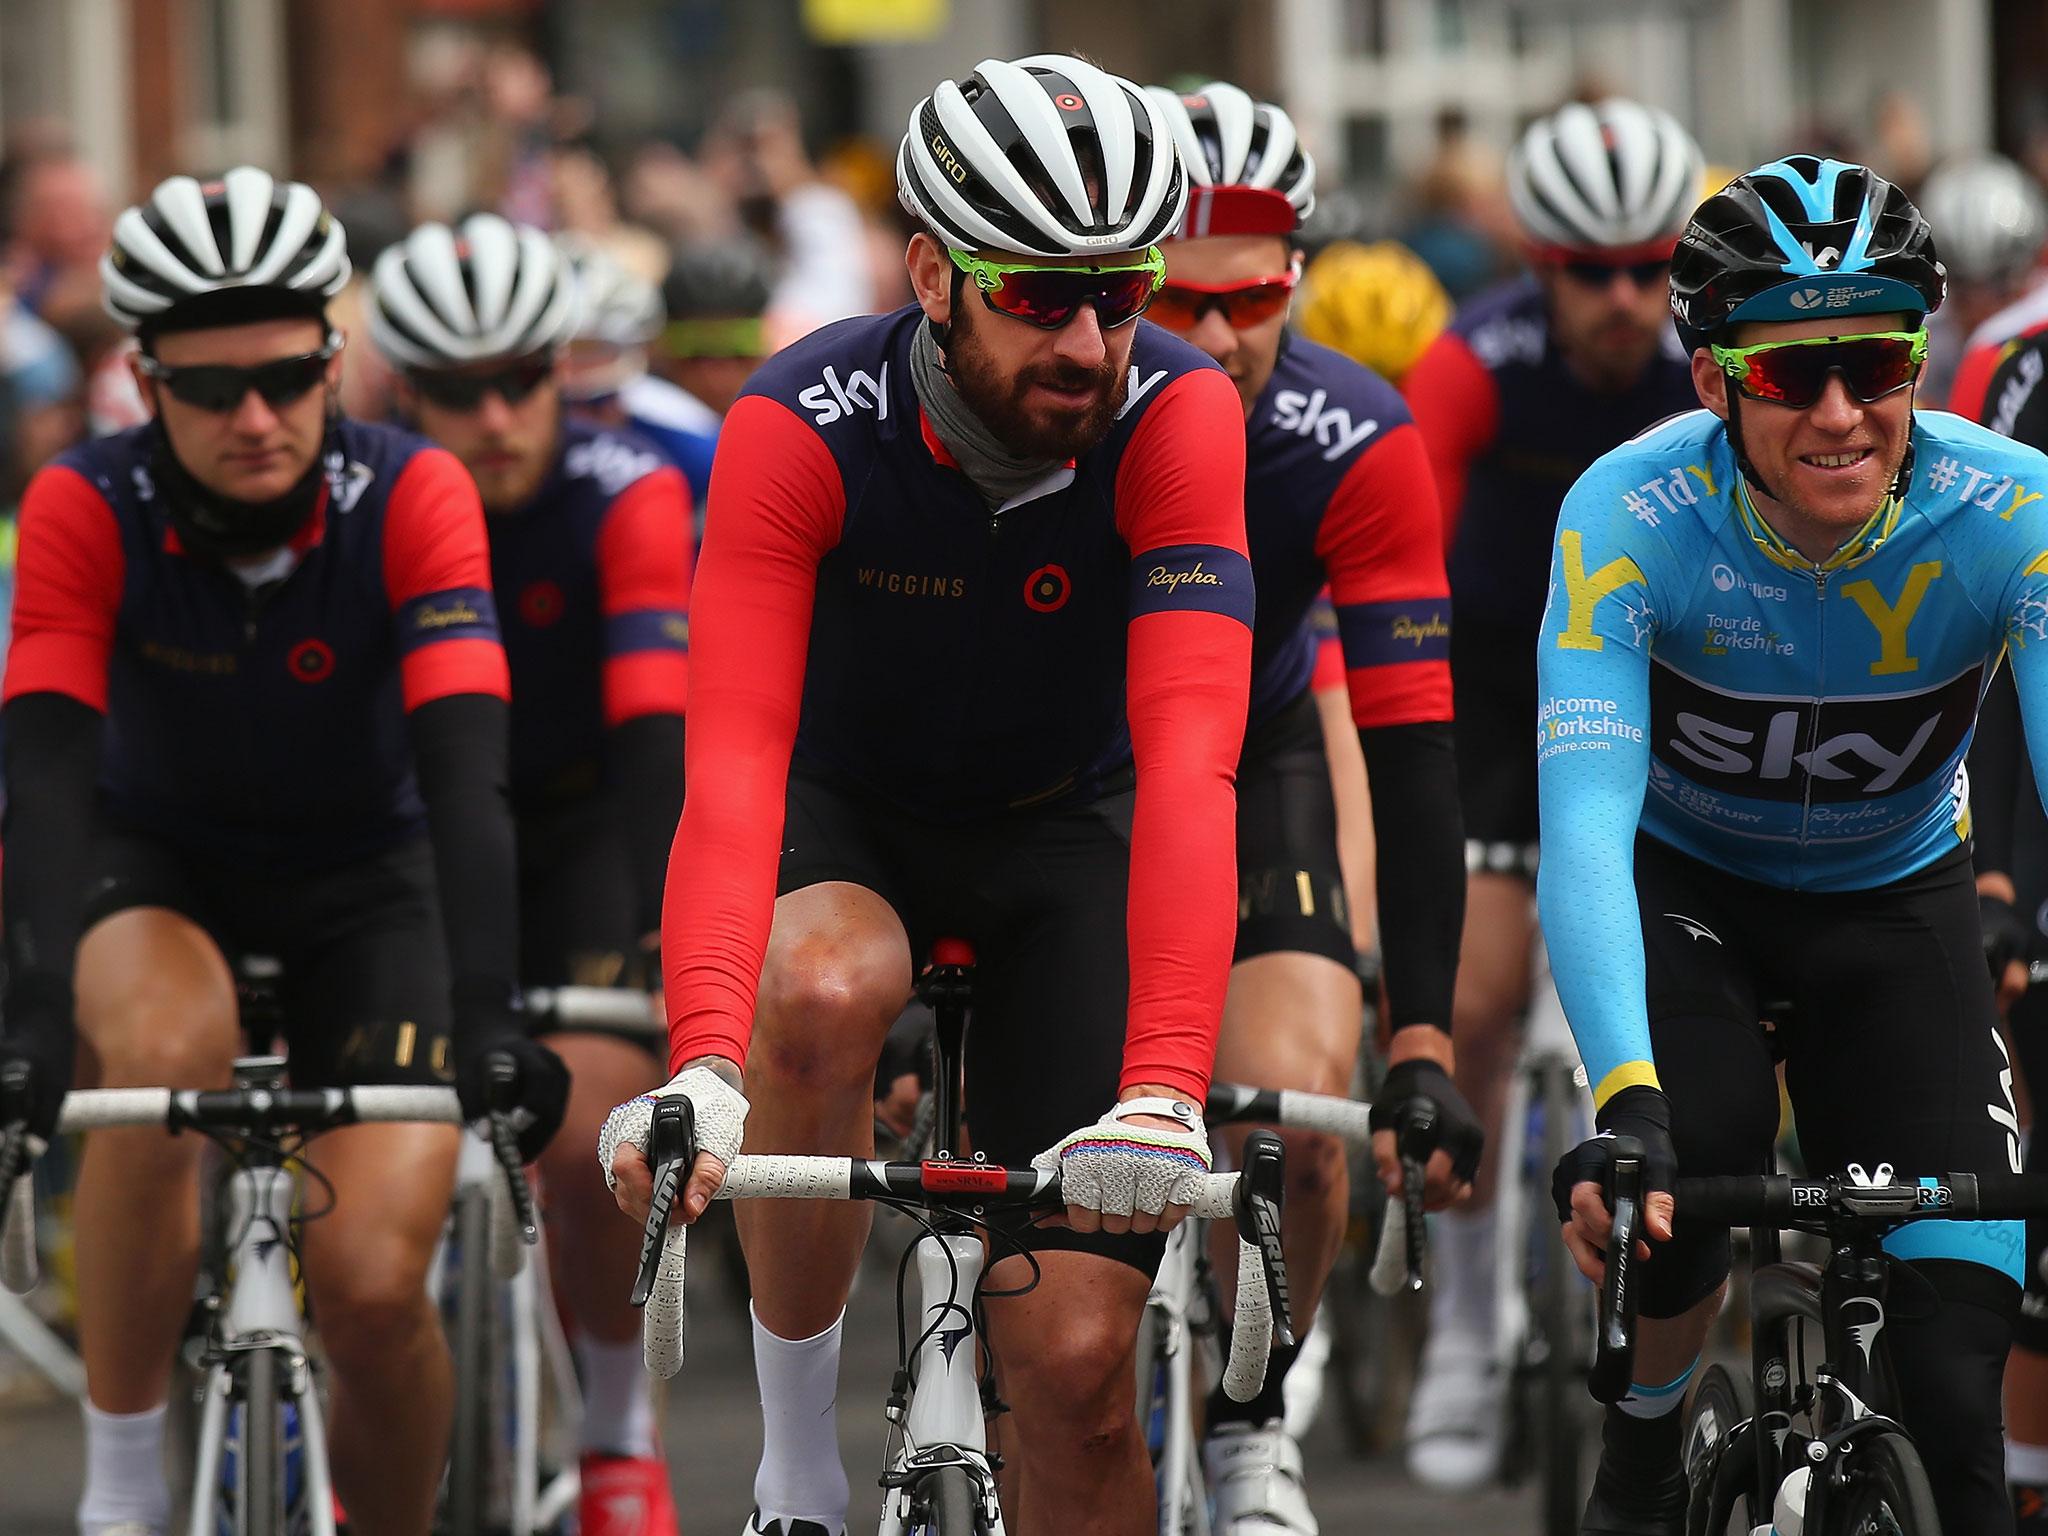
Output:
[1055, 93, 1084, 112]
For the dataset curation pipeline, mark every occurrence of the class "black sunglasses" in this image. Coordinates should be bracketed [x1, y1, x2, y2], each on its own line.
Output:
[410, 358, 555, 411]
[1556, 256, 1672, 289]
[139, 340, 338, 413]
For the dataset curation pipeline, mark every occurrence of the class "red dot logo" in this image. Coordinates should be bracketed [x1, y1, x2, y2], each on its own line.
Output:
[288, 639, 334, 683]
[1055, 93, 1084, 112]
[519, 579, 564, 627]
[1024, 564, 1072, 612]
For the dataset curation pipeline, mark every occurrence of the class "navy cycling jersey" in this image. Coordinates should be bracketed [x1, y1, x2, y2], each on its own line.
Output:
[4, 419, 508, 864]
[662, 305, 1254, 1099]
[1244, 335, 1451, 730]
[751, 308, 1247, 818]
[1405, 275, 1698, 636]
[488, 418, 693, 806]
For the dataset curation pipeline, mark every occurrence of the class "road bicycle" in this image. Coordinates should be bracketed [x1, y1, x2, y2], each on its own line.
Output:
[629, 940, 1293, 1536]
[1591, 1152, 2048, 1536]
[0, 1061, 531, 1536]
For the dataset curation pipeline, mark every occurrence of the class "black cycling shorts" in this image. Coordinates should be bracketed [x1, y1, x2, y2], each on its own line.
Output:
[82, 826, 453, 1089]
[777, 760, 1164, 1277]
[1451, 618, 1539, 867]
[1628, 833, 2020, 1532]
[516, 793, 647, 993]
[1234, 690, 1354, 969]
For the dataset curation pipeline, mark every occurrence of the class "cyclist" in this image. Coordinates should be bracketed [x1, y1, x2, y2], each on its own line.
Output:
[1919, 154, 2048, 414]
[1397, 96, 1704, 1489]
[1143, 80, 1477, 1534]
[367, 214, 693, 1536]
[595, 52, 1269, 1536]
[641, 238, 777, 517]
[0, 167, 568, 1536]
[1544, 156, 2043, 1536]
[1957, 330, 2048, 1533]
[558, 238, 669, 425]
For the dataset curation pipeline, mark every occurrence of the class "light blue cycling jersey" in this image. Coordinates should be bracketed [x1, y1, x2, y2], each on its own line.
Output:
[1536, 406, 2048, 1114]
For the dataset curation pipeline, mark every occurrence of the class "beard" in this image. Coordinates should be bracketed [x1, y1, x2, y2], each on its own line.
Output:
[945, 302, 1128, 460]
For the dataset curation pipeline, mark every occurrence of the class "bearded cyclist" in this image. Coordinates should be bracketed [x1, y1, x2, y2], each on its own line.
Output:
[0, 168, 567, 1536]
[1143, 79, 1476, 1535]
[1398, 97, 1705, 1488]
[1543, 157, 2046, 1536]
[367, 215, 694, 1536]
[598, 55, 1253, 1536]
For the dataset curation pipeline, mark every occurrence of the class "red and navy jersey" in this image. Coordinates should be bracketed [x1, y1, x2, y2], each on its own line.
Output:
[1404, 275, 1696, 636]
[3, 419, 508, 864]
[489, 419, 693, 805]
[663, 306, 1253, 1101]
[1244, 336, 1451, 732]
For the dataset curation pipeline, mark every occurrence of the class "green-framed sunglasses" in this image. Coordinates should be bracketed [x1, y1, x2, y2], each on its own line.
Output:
[948, 246, 1166, 331]
[1711, 328, 1929, 409]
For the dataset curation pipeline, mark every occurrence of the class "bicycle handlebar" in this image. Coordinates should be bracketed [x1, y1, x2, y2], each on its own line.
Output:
[631, 1105, 1290, 1389]
[523, 986, 661, 1035]
[0, 1084, 525, 1296]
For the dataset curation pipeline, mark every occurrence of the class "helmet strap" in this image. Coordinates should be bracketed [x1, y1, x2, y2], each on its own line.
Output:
[1723, 385, 1791, 510]
[927, 263, 966, 360]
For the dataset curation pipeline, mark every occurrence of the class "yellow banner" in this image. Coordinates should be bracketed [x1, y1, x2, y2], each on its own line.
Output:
[802, 0, 949, 44]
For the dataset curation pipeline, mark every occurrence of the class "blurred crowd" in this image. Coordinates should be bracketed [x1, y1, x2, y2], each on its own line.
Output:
[2, 44, 2047, 516]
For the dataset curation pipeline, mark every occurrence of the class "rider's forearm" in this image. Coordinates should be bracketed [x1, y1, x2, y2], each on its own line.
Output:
[0, 692, 103, 1030]
[609, 712, 686, 938]
[1358, 720, 1463, 1030]
[409, 693, 520, 1015]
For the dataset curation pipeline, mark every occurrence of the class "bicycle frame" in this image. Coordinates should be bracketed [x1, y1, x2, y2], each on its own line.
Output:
[1138, 1218, 1213, 1536]
[188, 1133, 336, 1536]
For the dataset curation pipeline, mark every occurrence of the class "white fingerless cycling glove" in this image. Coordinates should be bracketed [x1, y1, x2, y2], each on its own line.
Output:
[1032, 1097, 1212, 1217]
[597, 1064, 749, 1193]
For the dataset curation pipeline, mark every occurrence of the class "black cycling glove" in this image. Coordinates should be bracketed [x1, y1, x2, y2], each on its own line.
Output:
[0, 970, 77, 1145]
[451, 977, 570, 1161]
[1981, 892, 2034, 984]
[1369, 1056, 1484, 1182]
[1552, 1084, 1677, 1226]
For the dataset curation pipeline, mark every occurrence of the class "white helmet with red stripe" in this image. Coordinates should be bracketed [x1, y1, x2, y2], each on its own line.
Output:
[1147, 81, 1316, 238]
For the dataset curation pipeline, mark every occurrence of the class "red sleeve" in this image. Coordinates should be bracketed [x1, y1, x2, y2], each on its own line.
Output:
[1310, 588, 1345, 694]
[1400, 330, 1498, 553]
[1112, 368, 1253, 1102]
[3, 464, 122, 710]
[1312, 423, 1454, 728]
[662, 395, 844, 1074]
[1949, 338, 2005, 424]
[382, 447, 511, 708]
[595, 464, 694, 725]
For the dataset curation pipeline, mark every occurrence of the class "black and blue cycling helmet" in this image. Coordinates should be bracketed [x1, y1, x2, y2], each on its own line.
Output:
[1670, 156, 1944, 354]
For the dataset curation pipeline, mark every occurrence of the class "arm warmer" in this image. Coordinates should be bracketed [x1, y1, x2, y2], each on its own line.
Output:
[610, 712, 687, 938]
[408, 693, 519, 1009]
[1969, 661, 2025, 880]
[1357, 719, 1465, 1029]
[1, 692, 103, 1016]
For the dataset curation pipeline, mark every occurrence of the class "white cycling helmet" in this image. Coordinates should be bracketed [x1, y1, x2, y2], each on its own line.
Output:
[1917, 154, 2048, 288]
[101, 166, 351, 334]
[561, 240, 664, 348]
[367, 213, 579, 370]
[1508, 98, 1703, 253]
[897, 53, 1188, 257]
[1146, 81, 1315, 235]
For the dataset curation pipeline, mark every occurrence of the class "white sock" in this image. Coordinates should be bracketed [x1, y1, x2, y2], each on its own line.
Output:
[1426, 1206, 1499, 1347]
[577, 1331, 661, 1459]
[2010, 1439, 2048, 1485]
[750, 1304, 850, 1528]
[78, 1400, 170, 1535]
[1616, 1356, 1697, 1420]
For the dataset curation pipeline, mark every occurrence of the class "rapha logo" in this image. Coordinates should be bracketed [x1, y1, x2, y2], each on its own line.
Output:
[1271, 388, 1379, 462]
[798, 361, 890, 425]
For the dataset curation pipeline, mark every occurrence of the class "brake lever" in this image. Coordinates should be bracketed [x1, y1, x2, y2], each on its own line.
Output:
[630, 1095, 695, 1309]
[1395, 1101, 1437, 1291]
[484, 1055, 539, 1246]
[0, 1062, 35, 1194]
[1589, 1145, 1644, 1404]
[1234, 1128, 1294, 1348]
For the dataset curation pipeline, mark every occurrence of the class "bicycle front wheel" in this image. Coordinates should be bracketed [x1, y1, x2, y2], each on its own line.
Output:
[915, 1464, 982, 1536]
[1829, 1431, 1940, 1536]
[1683, 1362, 1758, 1535]
[445, 1182, 494, 1535]
[234, 1346, 285, 1536]
[1534, 1057, 1592, 1534]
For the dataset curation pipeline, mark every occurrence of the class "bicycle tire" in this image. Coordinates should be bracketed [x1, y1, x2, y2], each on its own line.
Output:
[445, 1182, 493, 1536]
[235, 1346, 285, 1536]
[917, 1463, 981, 1536]
[1827, 1430, 1941, 1536]
[1535, 1058, 1591, 1535]
[1683, 1363, 1758, 1536]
